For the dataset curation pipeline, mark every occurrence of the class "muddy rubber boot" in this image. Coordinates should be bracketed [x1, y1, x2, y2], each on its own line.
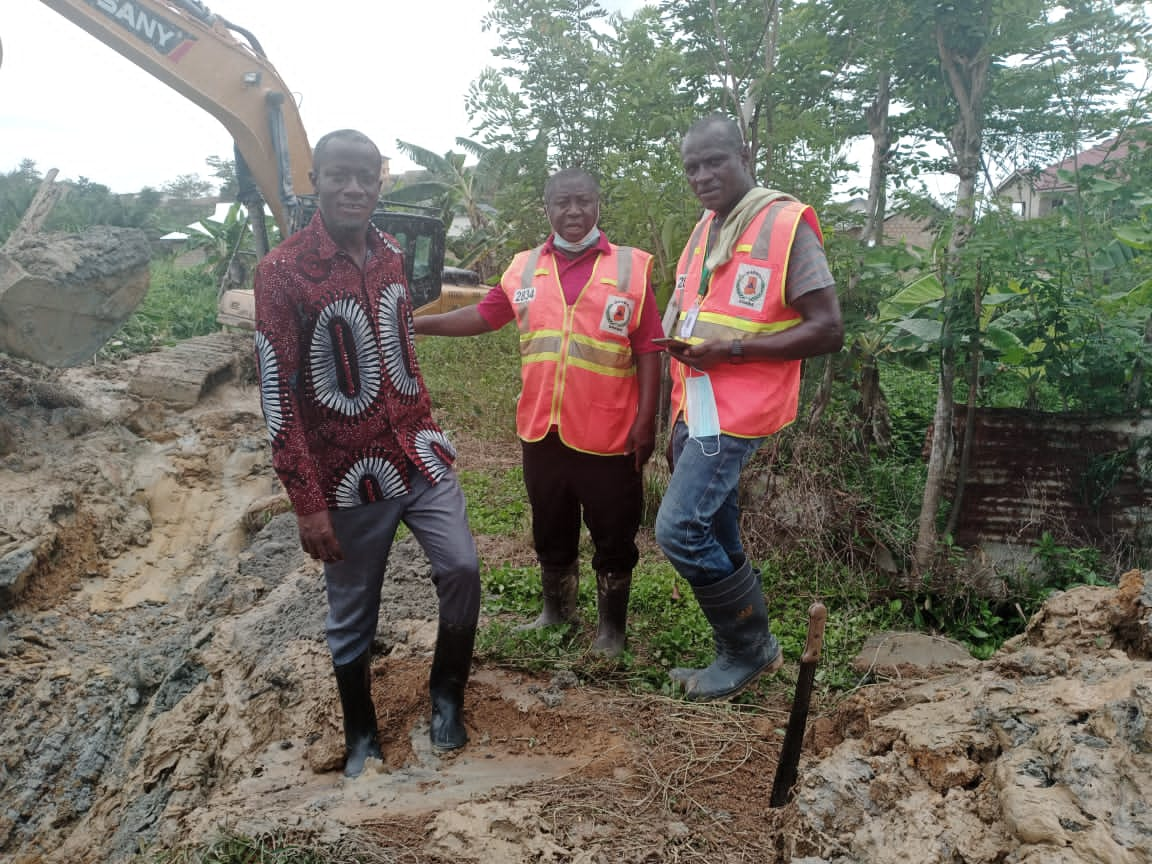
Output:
[429, 622, 477, 752]
[591, 570, 632, 658]
[668, 561, 783, 702]
[515, 560, 580, 631]
[333, 649, 382, 778]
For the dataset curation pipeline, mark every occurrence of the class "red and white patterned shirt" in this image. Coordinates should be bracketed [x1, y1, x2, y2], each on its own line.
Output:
[253, 212, 456, 516]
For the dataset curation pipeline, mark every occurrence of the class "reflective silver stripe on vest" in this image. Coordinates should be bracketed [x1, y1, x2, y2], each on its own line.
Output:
[568, 335, 633, 372]
[521, 330, 563, 359]
[613, 246, 634, 289]
[686, 316, 800, 341]
[688, 220, 708, 256]
[750, 202, 793, 259]
[521, 247, 544, 290]
[512, 247, 545, 329]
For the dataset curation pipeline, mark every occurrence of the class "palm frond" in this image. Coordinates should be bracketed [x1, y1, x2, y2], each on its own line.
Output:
[395, 140, 450, 173]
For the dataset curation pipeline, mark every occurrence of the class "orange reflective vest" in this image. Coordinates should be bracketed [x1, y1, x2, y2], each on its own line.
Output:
[670, 199, 822, 438]
[501, 243, 653, 454]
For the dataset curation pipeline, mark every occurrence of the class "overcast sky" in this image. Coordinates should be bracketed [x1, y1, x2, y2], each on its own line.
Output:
[2, 0, 644, 193]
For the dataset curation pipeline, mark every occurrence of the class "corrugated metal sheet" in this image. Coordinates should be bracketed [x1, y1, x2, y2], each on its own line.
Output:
[948, 409, 1152, 550]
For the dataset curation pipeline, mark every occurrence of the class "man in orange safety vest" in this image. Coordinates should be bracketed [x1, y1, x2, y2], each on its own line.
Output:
[416, 167, 663, 658]
[656, 114, 845, 701]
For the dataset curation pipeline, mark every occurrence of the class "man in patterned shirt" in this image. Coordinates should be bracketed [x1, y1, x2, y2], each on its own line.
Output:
[253, 129, 481, 777]
[657, 114, 843, 701]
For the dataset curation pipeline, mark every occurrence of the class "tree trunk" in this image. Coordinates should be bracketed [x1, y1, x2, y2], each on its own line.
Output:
[864, 66, 892, 246]
[3, 169, 64, 251]
[912, 19, 989, 576]
[856, 351, 891, 454]
[914, 338, 957, 577]
[1127, 312, 1152, 409]
[946, 277, 984, 540]
[806, 355, 835, 431]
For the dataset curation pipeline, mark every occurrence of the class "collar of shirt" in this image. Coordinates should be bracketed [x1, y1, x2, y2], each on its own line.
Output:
[305, 211, 387, 262]
[542, 231, 613, 306]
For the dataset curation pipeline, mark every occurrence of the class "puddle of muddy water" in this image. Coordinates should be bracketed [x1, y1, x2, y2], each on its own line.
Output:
[223, 724, 583, 822]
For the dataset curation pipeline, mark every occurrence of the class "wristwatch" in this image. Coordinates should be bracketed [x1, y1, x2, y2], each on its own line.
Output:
[729, 339, 745, 364]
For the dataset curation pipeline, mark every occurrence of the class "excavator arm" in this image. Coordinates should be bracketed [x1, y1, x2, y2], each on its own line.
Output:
[39, 0, 311, 243]
[26, 1, 483, 332]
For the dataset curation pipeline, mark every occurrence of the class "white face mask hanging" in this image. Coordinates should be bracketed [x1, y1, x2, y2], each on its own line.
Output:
[685, 372, 721, 455]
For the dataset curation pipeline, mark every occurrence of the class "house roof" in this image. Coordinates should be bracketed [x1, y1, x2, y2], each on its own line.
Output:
[995, 134, 1137, 195]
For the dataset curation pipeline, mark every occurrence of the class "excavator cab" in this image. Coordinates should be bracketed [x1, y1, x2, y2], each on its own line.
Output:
[217, 196, 479, 328]
[363, 203, 446, 311]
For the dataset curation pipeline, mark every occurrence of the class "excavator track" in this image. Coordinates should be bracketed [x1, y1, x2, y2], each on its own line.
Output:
[129, 331, 253, 409]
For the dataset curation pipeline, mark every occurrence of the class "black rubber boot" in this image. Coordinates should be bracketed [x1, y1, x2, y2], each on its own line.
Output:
[516, 560, 580, 631]
[429, 622, 477, 752]
[333, 649, 382, 777]
[591, 570, 632, 658]
[669, 561, 783, 701]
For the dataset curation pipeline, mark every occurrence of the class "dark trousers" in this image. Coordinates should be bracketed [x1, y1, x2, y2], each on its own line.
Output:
[521, 430, 642, 573]
[324, 469, 480, 665]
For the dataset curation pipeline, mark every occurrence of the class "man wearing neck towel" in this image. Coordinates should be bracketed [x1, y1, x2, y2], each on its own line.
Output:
[656, 114, 844, 701]
[416, 167, 663, 659]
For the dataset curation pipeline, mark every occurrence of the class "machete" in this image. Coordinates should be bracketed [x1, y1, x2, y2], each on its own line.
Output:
[769, 601, 827, 808]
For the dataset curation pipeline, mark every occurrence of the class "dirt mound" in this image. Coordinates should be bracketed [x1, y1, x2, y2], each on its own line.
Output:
[785, 574, 1151, 863]
[1, 346, 1150, 864]
[0, 226, 151, 367]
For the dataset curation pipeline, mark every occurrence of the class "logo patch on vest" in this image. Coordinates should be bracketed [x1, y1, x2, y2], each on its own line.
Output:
[601, 297, 635, 336]
[730, 264, 771, 311]
[513, 286, 537, 304]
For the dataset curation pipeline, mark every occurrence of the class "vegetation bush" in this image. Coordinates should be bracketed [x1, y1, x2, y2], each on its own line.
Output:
[99, 258, 218, 359]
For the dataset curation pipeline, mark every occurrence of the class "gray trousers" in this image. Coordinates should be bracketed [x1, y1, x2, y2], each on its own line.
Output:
[323, 469, 480, 665]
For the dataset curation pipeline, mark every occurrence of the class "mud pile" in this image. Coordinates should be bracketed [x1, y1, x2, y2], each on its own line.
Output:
[783, 571, 1152, 863]
[0, 226, 151, 367]
[0, 346, 1149, 864]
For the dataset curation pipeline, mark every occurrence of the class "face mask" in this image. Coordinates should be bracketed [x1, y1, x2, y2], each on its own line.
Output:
[552, 226, 601, 254]
[685, 372, 720, 455]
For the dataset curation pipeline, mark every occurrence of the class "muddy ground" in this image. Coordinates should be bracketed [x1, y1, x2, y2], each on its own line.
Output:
[1, 337, 1150, 864]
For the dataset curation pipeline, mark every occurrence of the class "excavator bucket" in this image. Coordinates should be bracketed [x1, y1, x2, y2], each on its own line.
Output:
[0, 226, 152, 368]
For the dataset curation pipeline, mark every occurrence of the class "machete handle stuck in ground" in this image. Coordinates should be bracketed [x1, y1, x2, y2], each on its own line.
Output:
[769, 600, 828, 808]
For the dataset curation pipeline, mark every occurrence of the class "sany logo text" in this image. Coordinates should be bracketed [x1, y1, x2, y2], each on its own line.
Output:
[88, 0, 197, 58]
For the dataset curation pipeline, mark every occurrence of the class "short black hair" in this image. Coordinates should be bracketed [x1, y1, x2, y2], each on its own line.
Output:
[544, 166, 600, 203]
[312, 129, 382, 171]
[684, 113, 744, 153]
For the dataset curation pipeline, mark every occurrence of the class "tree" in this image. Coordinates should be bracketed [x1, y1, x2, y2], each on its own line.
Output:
[388, 138, 520, 279]
[472, 0, 618, 173]
[459, 0, 1152, 579]
[902, 0, 1152, 574]
[161, 173, 213, 200]
[205, 155, 238, 200]
[0, 163, 40, 242]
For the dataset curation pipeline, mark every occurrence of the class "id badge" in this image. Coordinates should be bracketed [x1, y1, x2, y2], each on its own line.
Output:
[679, 304, 700, 339]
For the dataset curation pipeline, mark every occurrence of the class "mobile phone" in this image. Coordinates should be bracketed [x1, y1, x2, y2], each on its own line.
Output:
[653, 337, 691, 350]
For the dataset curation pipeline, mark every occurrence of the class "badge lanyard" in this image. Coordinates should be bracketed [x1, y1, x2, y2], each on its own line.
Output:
[679, 222, 715, 340]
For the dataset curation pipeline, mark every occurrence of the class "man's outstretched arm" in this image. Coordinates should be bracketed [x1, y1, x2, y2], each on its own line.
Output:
[415, 305, 498, 337]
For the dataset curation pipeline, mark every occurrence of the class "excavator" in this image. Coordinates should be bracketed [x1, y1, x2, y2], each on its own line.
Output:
[8, 0, 484, 346]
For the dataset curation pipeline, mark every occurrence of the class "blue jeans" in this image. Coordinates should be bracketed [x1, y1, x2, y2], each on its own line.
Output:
[655, 421, 764, 588]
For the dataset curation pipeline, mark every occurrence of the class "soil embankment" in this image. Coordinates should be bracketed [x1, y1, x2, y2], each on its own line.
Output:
[1, 345, 1149, 863]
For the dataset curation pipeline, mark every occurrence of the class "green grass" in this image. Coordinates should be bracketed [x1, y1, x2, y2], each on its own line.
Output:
[472, 549, 916, 698]
[457, 466, 529, 536]
[100, 258, 219, 359]
[411, 330, 1041, 697]
[415, 327, 521, 441]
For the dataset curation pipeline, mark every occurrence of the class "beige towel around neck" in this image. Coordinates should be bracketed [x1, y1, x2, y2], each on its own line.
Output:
[704, 187, 797, 273]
